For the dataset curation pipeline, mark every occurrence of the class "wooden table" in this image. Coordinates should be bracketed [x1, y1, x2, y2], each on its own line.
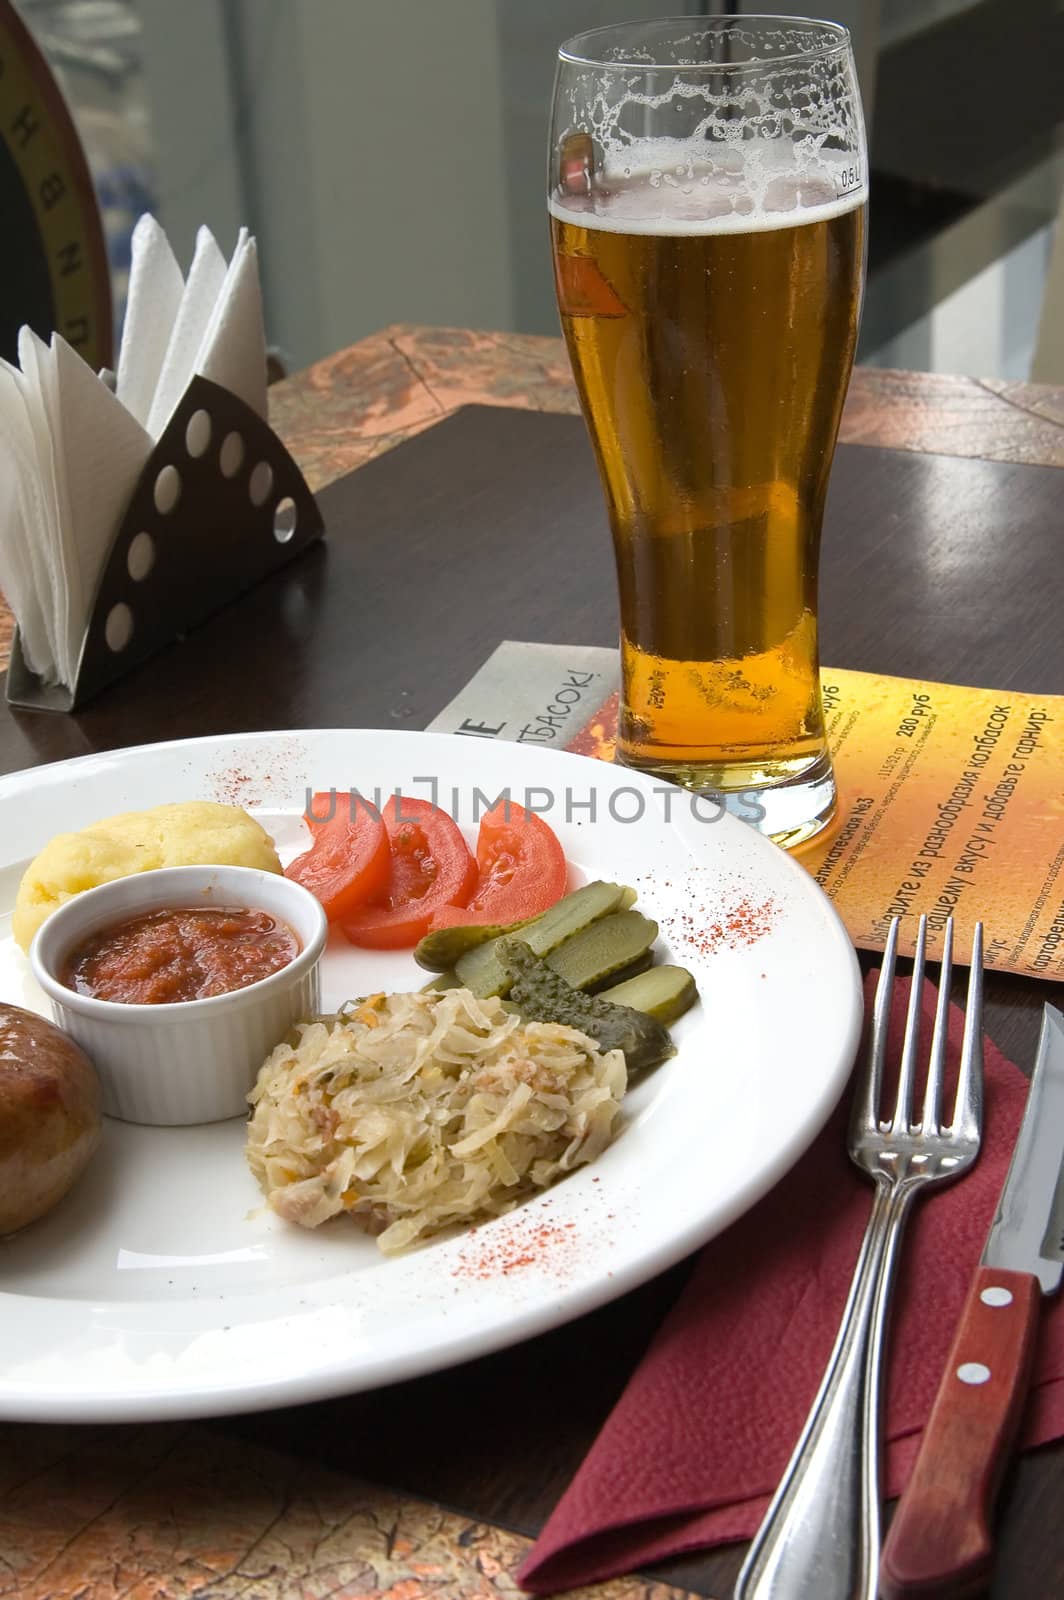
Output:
[1, 326, 1063, 1600]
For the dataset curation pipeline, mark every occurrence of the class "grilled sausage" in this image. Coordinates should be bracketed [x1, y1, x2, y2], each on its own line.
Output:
[0, 1003, 102, 1235]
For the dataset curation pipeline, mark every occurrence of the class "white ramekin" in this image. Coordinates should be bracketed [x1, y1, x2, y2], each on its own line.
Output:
[29, 864, 327, 1126]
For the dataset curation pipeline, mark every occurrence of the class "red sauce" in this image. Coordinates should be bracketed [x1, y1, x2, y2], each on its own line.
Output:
[62, 906, 299, 1005]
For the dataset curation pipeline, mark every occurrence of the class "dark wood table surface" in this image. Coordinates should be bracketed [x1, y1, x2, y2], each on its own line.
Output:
[1, 326, 1062, 1600]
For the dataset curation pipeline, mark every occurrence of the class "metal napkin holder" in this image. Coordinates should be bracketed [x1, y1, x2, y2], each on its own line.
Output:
[6, 376, 325, 713]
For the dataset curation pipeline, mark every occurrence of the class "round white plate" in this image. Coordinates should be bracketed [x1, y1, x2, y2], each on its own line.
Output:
[0, 729, 861, 1422]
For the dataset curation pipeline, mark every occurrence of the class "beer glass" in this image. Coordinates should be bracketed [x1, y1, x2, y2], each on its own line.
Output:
[549, 17, 866, 847]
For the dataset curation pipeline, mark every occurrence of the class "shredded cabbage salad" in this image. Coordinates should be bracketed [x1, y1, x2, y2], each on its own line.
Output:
[246, 987, 626, 1252]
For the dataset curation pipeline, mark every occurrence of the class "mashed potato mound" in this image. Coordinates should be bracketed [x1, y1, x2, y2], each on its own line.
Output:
[13, 800, 282, 952]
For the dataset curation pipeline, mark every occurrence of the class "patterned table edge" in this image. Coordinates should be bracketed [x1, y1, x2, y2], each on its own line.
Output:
[267, 323, 1064, 499]
[0, 1418, 708, 1600]
[1, 324, 1062, 674]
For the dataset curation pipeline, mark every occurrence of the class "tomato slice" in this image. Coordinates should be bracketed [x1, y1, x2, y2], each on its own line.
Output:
[342, 796, 478, 949]
[285, 798, 392, 922]
[428, 801, 568, 929]
[303, 791, 340, 833]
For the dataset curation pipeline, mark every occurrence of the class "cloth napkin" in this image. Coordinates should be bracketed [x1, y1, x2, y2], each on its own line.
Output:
[0, 215, 268, 690]
[518, 978, 1064, 1594]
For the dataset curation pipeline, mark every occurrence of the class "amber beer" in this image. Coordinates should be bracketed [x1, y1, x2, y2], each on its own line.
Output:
[551, 176, 864, 831]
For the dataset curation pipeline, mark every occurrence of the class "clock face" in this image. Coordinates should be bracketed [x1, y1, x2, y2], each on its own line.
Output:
[0, 0, 113, 370]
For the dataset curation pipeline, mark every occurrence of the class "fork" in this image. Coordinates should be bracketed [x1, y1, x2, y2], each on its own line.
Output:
[734, 914, 984, 1600]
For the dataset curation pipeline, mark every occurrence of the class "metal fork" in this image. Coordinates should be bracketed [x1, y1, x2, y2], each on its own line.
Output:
[734, 914, 983, 1600]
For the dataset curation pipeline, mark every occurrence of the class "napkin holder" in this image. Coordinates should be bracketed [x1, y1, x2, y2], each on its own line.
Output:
[6, 376, 324, 713]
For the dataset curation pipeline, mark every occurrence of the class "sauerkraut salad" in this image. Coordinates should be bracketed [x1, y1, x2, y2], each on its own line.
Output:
[245, 987, 626, 1253]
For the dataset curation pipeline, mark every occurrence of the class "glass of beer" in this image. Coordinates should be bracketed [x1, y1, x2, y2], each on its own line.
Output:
[549, 16, 867, 847]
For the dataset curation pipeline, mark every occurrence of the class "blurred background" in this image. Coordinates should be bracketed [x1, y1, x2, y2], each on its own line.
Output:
[9, 0, 1064, 381]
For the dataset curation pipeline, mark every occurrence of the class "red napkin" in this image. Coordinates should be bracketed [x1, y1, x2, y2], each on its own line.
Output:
[518, 979, 1064, 1594]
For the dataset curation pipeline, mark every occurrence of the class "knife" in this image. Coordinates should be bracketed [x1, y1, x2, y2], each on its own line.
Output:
[880, 1002, 1064, 1599]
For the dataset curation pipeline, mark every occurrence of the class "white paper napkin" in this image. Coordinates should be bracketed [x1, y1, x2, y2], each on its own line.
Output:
[0, 363, 53, 677]
[54, 337, 155, 673]
[0, 216, 269, 692]
[194, 230, 268, 425]
[145, 224, 228, 440]
[116, 214, 184, 430]
[4, 334, 69, 681]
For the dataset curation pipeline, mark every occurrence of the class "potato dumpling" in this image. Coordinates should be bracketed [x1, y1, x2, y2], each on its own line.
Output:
[13, 801, 282, 953]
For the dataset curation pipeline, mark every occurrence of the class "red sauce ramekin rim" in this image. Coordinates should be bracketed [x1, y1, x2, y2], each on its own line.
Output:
[30, 864, 328, 1019]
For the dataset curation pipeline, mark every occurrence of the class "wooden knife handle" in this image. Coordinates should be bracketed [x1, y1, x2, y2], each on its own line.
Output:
[879, 1266, 1041, 1598]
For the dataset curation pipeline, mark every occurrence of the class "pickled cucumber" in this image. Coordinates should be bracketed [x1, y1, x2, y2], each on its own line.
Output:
[453, 880, 631, 997]
[497, 939, 673, 1075]
[583, 950, 653, 994]
[599, 965, 698, 1025]
[546, 911, 658, 991]
[414, 916, 537, 972]
[419, 969, 464, 992]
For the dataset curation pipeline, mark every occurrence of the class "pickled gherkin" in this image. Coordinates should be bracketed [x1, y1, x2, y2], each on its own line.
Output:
[497, 938, 673, 1075]
[451, 880, 632, 996]
[598, 965, 698, 1025]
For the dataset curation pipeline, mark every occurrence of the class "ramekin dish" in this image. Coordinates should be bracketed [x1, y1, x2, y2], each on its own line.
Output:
[30, 864, 328, 1126]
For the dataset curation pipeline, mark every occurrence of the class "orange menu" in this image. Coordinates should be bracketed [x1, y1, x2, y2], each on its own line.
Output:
[429, 644, 1063, 980]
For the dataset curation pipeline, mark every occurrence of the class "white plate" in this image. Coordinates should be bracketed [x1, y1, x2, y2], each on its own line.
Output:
[0, 729, 861, 1422]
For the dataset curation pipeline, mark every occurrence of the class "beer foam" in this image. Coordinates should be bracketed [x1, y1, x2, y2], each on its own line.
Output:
[553, 21, 866, 235]
[549, 142, 866, 236]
